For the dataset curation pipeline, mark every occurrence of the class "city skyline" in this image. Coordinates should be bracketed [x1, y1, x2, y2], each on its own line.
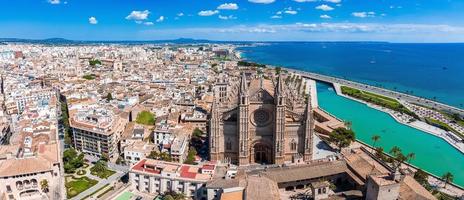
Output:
[2, 0, 464, 42]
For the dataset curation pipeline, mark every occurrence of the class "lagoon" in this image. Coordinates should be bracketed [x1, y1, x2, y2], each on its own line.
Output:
[317, 82, 464, 186]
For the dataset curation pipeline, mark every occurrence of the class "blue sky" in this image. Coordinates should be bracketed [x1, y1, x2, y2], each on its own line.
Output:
[1, 0, 464, 42]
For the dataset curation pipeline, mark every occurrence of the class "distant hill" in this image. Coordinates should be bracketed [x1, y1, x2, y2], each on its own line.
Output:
[0, 38, 390, 44]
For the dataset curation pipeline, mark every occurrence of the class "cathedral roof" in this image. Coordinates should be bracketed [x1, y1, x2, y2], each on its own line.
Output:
[248, 78, 275, 97]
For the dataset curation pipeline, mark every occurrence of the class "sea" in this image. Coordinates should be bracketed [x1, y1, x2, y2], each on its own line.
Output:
[238, 42, 464, 109]
[239, 42, 464, 187]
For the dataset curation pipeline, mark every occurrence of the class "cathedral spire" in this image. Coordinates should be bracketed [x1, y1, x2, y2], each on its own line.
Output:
[276, 74, 284, 96]
[275, 74, 285, 106]
[240, 73, 248, 94]
[239, 73, 249, 105]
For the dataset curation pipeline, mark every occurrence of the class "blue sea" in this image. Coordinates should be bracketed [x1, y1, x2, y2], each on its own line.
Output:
[239, 42, 464, 108]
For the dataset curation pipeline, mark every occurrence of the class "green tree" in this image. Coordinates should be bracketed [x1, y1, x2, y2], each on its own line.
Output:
[389, 146, 402, 157]
[163, 195, 175, 200]
[106, 93, 113, 101]
[374, 147, 386, 161]
[63, 148, 78, 163]
[184, 147, 197, 164]
[89, 59, 102, 66]
[441, 172, 454, 188]
[147, 151, 160, 159]
[414, 169, 429, 186]
[328, 128, 355, 152]
[40, 179, 49, 193]
[275, 67, 282, 75]
[159, 152, 172, 162]
[100, 153, 110, 162]
[192, 128, 203, 138]
[406, 152, 416, 164]
[371, 135, 380, 149]
[92, 161, 108, 174]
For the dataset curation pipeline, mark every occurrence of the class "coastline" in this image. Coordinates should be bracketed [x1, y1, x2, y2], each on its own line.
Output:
[356, 140, 464, 196]
[258, 63, 464, 116]
[275, 64, 464, 154]
[331, 82, 464, 154]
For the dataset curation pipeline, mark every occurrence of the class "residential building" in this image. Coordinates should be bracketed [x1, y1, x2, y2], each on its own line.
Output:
[129, 159, 216, 199]
[69, 105, 128, 158]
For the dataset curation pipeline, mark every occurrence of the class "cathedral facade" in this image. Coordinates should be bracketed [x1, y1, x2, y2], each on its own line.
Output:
[209, 73, 314, 165]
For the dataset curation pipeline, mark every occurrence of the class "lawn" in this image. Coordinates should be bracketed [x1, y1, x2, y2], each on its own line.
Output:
[425, 117, 463, 138]
[82, 74, 96, 80]
[135, 110, 156, 125]
[65, 176, 98, 199]
[341, 86, 418, 118]
[91, 168, 116, 179]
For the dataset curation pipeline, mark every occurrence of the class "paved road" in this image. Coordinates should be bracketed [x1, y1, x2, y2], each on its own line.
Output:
[284, 68, 464, 116]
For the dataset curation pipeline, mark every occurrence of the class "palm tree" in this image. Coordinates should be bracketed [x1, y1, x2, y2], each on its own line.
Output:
[441, 172, 454, 188]
[389, 146, 401, 157]
[406, 152, 415, 164]
[40, 179, 49, 193]
[344, 121, 352, 129]
[371, 135, 380, 149]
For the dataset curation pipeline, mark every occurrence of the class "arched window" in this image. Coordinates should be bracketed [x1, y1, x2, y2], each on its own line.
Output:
[290, 140, 297, 151]
[226, 140, 232, 150]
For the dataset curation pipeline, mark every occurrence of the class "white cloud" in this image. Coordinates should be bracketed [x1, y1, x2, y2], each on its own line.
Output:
[352, 11, 375, 18]
[219, 15, 237, 20]
[156, 16, 165, 22]
[144, 22, 154, 26]
[271, 15, 282, 19]
[212, 23, 464, 35]
[177, 13, 184, 17]
[248, 0, 275, 4]
[320, 14, 331, 19]
[48, 0, 60, 4]
[139, 23, 464, 42]
[315, 4, 334, 11]
[217, 3, 239, 10]
[88, 17, 98, 24]
[126, 10, 150, 20]
[285, 10, 298, 15]
[324, 0, 341, 3]
[198, 10, 219, 16]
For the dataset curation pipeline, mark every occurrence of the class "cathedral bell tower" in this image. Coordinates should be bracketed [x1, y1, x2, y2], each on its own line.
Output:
[238, 73, 250, 165]
[209, 96, 221, 161]
[304, 94, 314, 161]
[274, 74, 286, 165]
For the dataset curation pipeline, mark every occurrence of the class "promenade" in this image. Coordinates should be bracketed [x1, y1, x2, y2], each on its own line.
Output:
[285, 68, 464, 117]
[332, 82, 464, 154]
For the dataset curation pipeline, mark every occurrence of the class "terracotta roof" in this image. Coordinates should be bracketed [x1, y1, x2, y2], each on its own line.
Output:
[399, 176, 436, 200]
[0, 157, 53, 177]
[263, 160, 347, 183]
[245, 175, 280, 200]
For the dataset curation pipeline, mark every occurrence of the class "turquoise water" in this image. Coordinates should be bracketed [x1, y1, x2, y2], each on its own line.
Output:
[317, 82, 464, 187]
[239, 43, 464, 108]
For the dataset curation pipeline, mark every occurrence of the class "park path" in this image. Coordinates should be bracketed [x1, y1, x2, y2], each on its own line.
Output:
[70, 155, 130, 200]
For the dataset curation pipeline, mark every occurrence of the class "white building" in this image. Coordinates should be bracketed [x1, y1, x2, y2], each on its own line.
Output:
[129, 159, 216, 199]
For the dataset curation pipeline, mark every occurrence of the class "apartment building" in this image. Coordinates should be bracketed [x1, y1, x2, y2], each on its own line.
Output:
[129, 159, 216, 199]
[69, 105, 128, 158]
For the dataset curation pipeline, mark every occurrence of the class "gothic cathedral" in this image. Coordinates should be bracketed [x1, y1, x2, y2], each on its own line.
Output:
[209, 73, 314, 165]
